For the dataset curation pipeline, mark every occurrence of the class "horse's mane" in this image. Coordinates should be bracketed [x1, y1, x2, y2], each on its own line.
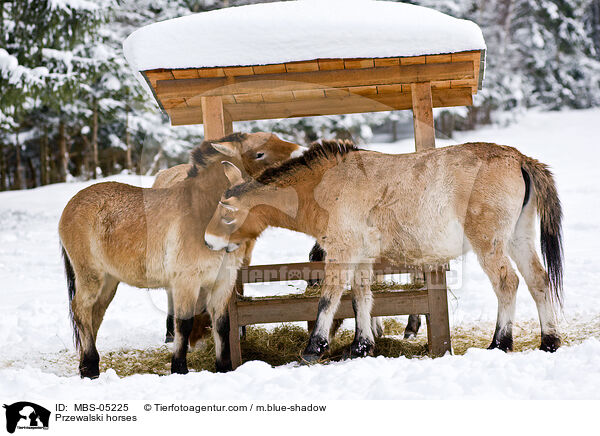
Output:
[226, 139, 359, 197]
[187, 132, 248, 178]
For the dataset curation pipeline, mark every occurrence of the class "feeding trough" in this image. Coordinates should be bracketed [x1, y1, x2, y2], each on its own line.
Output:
[124, 0, 486, 368]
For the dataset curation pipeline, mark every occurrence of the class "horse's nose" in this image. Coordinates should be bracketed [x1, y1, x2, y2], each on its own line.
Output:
[204, 240, 214, 250]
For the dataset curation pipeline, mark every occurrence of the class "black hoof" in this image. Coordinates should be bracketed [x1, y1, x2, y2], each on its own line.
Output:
[79, 352, 100, 379]
[79, 365, 100, 379]
[171, 357, 189, 374]
[540, 334, 561, 352]
[304, 335, 329, 357]
[403, 331, 417, 340]
[349, 339, 374, 358]
[301, 353, 322, 364]
[487, 336, 513, 352]
[164, 334, 174, 343]
[215, 358, 233, 373]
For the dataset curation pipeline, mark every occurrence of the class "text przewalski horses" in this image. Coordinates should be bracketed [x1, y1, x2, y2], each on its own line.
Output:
[204, 140, 563, 361]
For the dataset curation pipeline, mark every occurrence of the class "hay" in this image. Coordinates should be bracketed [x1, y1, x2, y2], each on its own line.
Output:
[81, 316, 600, 377]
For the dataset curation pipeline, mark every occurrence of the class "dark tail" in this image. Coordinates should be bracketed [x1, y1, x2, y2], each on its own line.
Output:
[521, 157, 564, 309]
[61, 245, 80, 350]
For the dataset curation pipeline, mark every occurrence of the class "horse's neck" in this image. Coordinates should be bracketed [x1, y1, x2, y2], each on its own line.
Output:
[251, 166, 327, 237]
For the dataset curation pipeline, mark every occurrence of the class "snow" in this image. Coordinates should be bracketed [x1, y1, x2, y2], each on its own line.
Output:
[1, 109, 600, 401]
[123, 0, 486, 72]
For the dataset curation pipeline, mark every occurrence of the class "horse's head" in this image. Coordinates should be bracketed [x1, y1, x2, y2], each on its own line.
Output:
[204, 161, 254, 252]
[204, 160, 299, 252]
[209, 132, 306, 177]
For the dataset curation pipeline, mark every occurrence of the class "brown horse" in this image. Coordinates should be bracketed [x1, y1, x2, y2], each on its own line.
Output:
[152, 134, 306, 345]
[204, 140, 564, 360]
[59, 132, 305, 378]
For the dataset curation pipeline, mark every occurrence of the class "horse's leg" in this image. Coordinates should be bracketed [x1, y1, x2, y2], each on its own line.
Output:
[509, 208, 561, 351]
[165, 290, 175, 343]
[303, 261, 354, 361]
[91, 275, 119, 340]
[206, 282, 235, 373]
[403, 314, 421, 339]
[71, 271, 105, 379]
[474, 244, 520, 352]
[170, 284, 199, 374]
[350, 263, 375, 357]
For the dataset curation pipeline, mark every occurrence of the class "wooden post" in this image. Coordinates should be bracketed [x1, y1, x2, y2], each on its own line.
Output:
[411, 82, 435, 150]
[201, 96, 227, 140]
[425, 267, 451, 357]
[228, 278, 243, 370]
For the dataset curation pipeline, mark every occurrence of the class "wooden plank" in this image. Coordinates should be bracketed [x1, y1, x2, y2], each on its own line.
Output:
[411, 82, 436, 150]
[318, 59, 345, 71]
[233, 93, 263, 104]
[349, 85, 378, 96]
[401, 56, 426, 65]
[161, 98, 187, 109]
[292, 89, 326, 100]
[172, 69, 199, 80]
[426, 54, 452, 64]
[425, 268, 451, 357]
[253, 64, 287, 75]
[432, 80, 451, 90]
[200, 96, 226, 140]
[236, 290, 430, 325]
[197, 68, 225, 78]
[168, 88, 473, 125]
[286, 60, 319, 73]
[223, 66, 255, 77]
[324, 88, 349, 98]
[155, 61, 474, 99]
[344, 58, 374, 69]
[376, 84, 403, 94]
[228, 282, 243, 369]
[450, 79, 476, 88]
[237, 261, 427, 284]
[145, 70, 174, 87]
[262, 91, 295, 103]
[374, 58, 399, 67]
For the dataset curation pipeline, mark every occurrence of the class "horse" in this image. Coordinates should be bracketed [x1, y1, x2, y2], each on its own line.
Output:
[152, 134, 306, 345]
[59, 132, 306, 378]
[204, 140, 563, 361]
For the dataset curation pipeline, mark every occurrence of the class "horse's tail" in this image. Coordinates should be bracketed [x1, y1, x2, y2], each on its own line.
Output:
[61, 244, 80, 350]
[521, 156, 564, 309]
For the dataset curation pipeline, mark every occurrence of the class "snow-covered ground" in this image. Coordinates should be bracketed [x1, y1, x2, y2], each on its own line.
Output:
[1, 109, 599, 402]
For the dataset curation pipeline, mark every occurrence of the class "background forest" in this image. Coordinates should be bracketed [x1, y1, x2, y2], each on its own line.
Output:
[1, 0, 599, 190]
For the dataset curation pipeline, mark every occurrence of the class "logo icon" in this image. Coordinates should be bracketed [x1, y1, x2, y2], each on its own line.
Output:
[3, 402, 50, 434]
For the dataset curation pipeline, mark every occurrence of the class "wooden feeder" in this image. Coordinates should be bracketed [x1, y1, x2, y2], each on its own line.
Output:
[139, 38, 484, 368]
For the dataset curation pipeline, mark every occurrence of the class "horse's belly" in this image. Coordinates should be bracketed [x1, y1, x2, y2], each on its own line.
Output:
[382, 219, 469, 264]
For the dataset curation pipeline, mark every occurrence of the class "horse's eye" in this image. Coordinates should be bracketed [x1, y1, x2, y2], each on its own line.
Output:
[255, 152, 265, 159]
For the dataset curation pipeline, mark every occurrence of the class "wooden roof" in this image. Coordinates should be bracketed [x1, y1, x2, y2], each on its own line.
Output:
[143, 50, 484, 126]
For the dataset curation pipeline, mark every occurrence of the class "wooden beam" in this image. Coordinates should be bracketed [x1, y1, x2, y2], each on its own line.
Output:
[155, 61, 474, 99]
[237, 261, 425, 284]
[236, 290, 430, 326]
[200, 96, 226, 140]
[411, 82, 436, 150]
[168, 88, 472, 125]
[425, 268, 451, 357]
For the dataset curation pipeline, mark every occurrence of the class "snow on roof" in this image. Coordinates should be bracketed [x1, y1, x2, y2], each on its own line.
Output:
[123, 0, 486, 72]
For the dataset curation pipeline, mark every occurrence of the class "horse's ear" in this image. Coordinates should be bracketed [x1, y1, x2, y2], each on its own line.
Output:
[211, 141, 239, 157]
[221, 161, 243, 186]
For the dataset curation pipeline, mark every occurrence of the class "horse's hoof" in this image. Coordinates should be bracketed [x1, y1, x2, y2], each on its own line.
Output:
[215, 359, 233, 373]
[79, 366, 100, 379]
[171, 357, 189, 374]
[540, 334, 561, 352]
[349, 339, 374, 358]
[300, 354, 322, 364]
[404, 331, 417, 340]
[164, 335, 174, 343]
